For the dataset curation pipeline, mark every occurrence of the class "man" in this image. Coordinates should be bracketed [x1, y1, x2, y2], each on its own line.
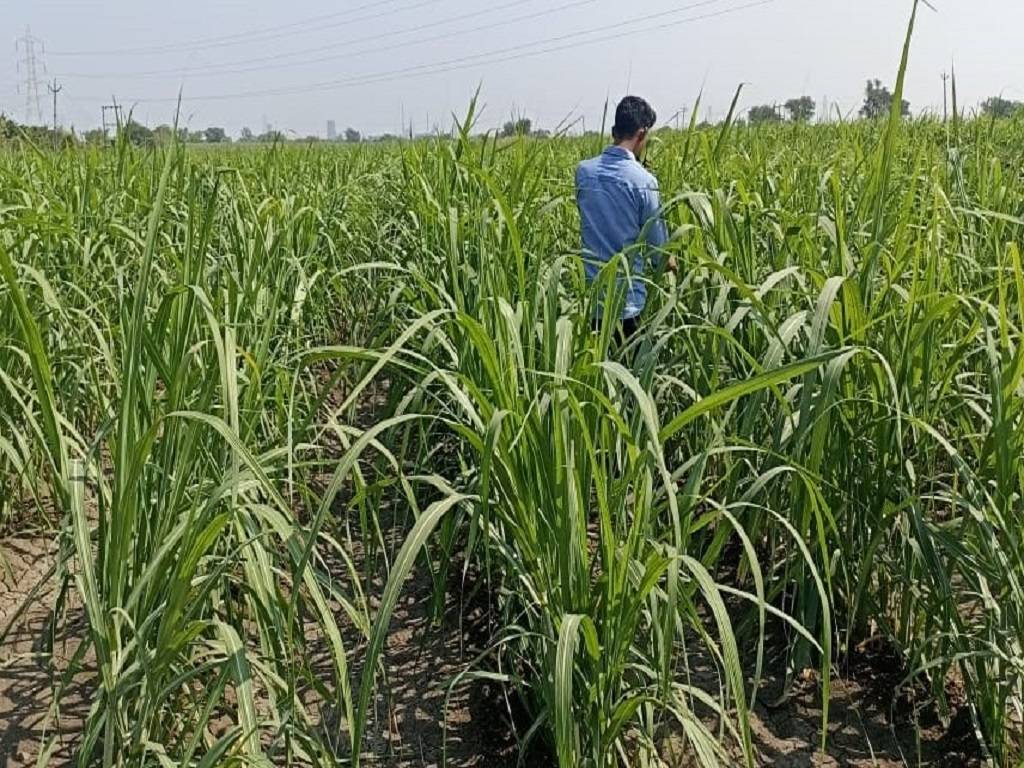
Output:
[575, 96, 673, 342]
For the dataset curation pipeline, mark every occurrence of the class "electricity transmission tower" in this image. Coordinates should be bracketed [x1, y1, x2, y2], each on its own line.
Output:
[16, 27, 45, 125]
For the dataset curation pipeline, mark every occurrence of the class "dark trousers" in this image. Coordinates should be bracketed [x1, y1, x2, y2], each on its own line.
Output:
[593, 315, 640, 348]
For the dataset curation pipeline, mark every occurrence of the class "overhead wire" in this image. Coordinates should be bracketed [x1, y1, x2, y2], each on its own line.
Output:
[48, 0, 440, 57]
[54, 91, 100, 129]
[91, 0, 774, 104]
[55, 0, 581, 80]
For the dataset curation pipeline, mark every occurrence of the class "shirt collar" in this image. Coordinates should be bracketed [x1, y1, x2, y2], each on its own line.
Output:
[604, 145, 635, 161]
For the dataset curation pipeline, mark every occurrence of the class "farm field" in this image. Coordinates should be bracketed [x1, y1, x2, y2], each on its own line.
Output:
[1, 97, 1022, 768]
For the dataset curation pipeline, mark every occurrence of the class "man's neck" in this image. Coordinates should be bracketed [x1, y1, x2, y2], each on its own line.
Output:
[613, 139, 641, 157]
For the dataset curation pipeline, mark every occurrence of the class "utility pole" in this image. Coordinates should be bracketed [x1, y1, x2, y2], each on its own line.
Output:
[16, 27, 45, 125]
[101, 103, 123, 142]
[48, 78, 62, 149]
[668, 107, 684, 131]
[941, 71, 950, 122]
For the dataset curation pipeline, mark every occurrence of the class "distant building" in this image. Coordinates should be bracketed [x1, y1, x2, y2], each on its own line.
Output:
[327, 120, 337, 141]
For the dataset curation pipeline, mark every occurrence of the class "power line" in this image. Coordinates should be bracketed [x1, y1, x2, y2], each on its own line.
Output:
[16, 27, 46, 124]
[56, 0, 595, 81]
[57, 0, 571, 81]
[49, 0, 439, 57]
[88, 0, 774, 105]
[56, 90, 99, 129]
[89, 0, 768, 106]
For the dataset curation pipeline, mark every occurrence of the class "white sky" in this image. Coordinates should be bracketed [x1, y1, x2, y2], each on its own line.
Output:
[2, 0, 1022, 137]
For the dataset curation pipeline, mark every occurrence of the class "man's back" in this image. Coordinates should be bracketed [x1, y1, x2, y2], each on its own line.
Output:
[576, 146, 667, 320]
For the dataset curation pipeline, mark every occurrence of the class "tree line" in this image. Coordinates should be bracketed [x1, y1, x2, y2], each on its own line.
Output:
[747, 79, 915, 125]
[4, 83, 1023, 148]
[745, 80, 1024, 125]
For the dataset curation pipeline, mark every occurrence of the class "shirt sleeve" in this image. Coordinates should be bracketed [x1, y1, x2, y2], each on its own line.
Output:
[640, 182, 669, 250]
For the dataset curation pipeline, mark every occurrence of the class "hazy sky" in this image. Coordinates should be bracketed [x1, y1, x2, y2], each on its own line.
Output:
[3, 0, 1022, 138]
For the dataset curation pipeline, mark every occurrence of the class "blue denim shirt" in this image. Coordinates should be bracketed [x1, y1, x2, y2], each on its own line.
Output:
[575, 146, 668, 320]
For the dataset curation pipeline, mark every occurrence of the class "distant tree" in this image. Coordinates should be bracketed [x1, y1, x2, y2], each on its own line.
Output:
[748, 105, 782, 125]
[0, 114, 73, 147]
[860, 79, 910, 119]
[344, 127, 361, 143]
[151, 125, 175, 144]
[4, 117, 31, 142]
[784, 96, 816, 122]
[255, 130, 285, 143]
[501, 118, 533, 137]
[122, 120, 155, 146]
[83, 128, 107, 145]
[532, 128, 551, 139]
[162, 127, 204, 143]
[239, 126, 254, 142]
[980, 96, 1022, 119]
[204, 126, 228, 143]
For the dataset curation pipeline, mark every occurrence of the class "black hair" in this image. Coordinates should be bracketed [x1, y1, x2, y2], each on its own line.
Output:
[612, 96, 657, 141]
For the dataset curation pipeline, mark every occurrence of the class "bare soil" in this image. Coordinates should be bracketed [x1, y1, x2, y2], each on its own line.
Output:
[350, 564, 519, 767]
[0, 531, 517, 768]
[0, 536, 89, 768]
[748, 650, 982, 767]
[0, 533, 985, 767]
